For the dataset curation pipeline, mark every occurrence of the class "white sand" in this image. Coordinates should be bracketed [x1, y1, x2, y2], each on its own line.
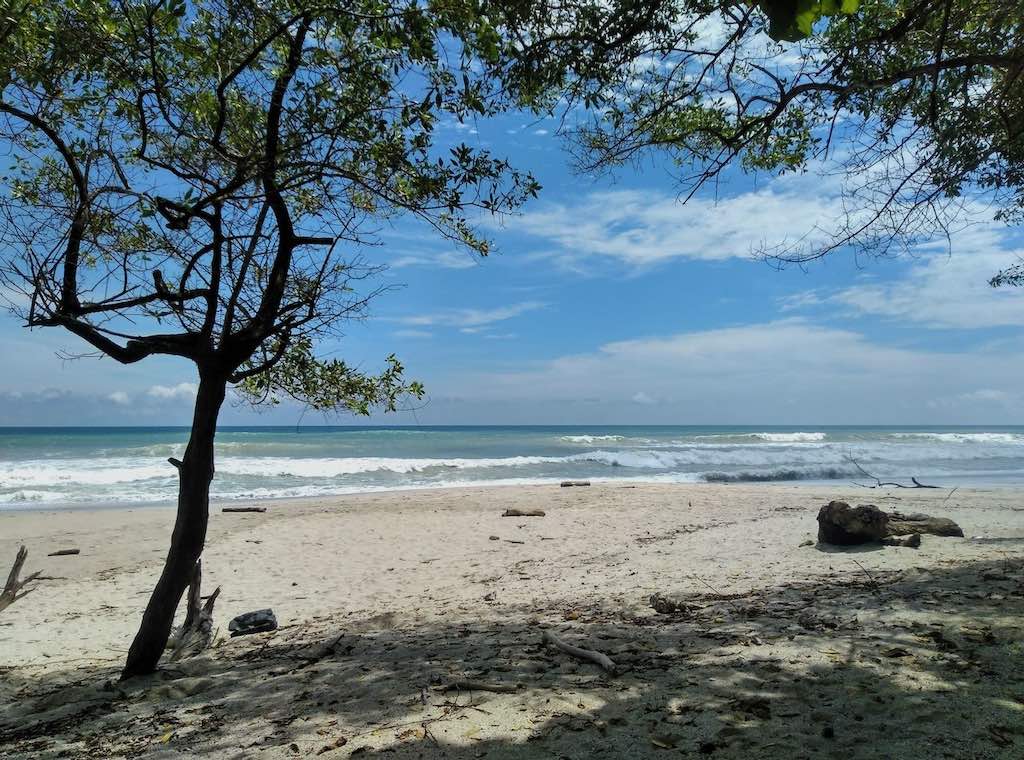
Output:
[1, 483, 1023, 758]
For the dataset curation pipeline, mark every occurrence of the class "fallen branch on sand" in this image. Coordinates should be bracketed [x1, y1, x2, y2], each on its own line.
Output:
[502, 509, 545, 517]
[222, 507, 267, 513]
[845, 455, 940, 489]
[541, 629, 617, 674]
[169, 560, 221, 661]
[560, 481, 590, 487]
[1, 546, 42, 614]
[435, 679, 520, 694]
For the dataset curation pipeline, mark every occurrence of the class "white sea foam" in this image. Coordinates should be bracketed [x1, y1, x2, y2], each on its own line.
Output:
[890, 432, 1024, 444]
[560, 434, 628, 443]
[749, 432, 827, 442]
[6, 426, 1024, 508]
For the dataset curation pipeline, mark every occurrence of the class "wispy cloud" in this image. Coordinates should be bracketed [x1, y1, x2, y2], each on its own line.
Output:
[831, 229, 1024, 328]
[392, 301, 545, 329]
[781, 226, 1024, 329]
[390, 250, 480, 270]
[393, 329, 432, 339]
[511, 187, 840, 268]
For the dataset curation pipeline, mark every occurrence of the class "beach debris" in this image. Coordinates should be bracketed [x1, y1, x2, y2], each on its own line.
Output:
[649, 592, 694, 614]
[316, 736, 348, 755]
[222, 507, 267, 513]
[541, 629, 617, 674]
[488, 535, 499, 541]
[560, 481, 591, 487]
[817, 501, 963, 546]
[228, 608, 278, 637]
[502, 509, 545, 517]
[169, 560, 220, 660]
[881, 533, 922, 548]
[887, 511, 962, 537]
[844, 456, 941, 488]
[1, 546, 42, 614]
[47, 548, 81, 556]
[435, 679, 520, 694]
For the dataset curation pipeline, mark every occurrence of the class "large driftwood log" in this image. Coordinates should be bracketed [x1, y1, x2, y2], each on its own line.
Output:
[1, 546, 41, 614]
[541, 630, 617, 674]
[886, 511, 963, 537]
[817, 501, 963, 546]
[169, 560, 221, 661]
[502, 509, 545, 517]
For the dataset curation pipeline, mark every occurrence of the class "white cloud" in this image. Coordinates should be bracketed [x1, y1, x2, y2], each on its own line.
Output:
[446, 319, 1024, 423]
[831, 228, 1024, 328]
[393, 329, 432, 339]
[147, 382, 198, 401]
[393, 301, 545, 329]
[512, 188, 840, 267]
[108, 391, 130, 405]
[774, 225, 1024, 329]
[631, 391, 657, 405]
[390, 250, 479, 270]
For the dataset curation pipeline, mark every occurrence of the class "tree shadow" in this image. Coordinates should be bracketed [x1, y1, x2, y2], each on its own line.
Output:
[1, 557, 1022, 759]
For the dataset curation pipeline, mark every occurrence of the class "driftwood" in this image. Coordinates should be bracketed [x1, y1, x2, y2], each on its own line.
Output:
[435, 679, 520, 694]
[845, 456, 940, 489]
[541, 629, 617, 674]
[222, 507, 267, 513]
[817, 501, 963, 546]
[502, 509, 545, 517]
[1, 546, 41, 614]
[887, 511, 963, 537]
[47, 548, 80, 556]
[169, 560, 221, 661]
[560, 481, 591, 487]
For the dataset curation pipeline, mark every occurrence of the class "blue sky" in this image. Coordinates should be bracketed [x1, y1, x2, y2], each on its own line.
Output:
[3, 107, 1024, 426]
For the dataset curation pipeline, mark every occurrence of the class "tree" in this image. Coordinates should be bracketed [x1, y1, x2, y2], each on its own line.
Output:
[0, 0, 544, 678]
[560, 0, 1023, 265]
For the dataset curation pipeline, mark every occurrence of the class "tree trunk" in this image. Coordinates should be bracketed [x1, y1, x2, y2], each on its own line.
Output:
[121, 372, 226, 679]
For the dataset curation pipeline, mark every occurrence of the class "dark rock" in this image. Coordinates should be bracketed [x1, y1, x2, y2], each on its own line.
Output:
[817, 501, 889, 545]
[817, 501, 963, 545]
[228, 608, 278, 637]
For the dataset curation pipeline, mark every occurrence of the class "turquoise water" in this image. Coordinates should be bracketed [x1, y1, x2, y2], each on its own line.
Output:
[2, 425, 1024, 508]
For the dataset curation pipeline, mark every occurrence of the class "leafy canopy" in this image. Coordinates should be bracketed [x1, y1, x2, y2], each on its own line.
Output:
[0, 0, 552, 412]
[559, 0, 1023, 263]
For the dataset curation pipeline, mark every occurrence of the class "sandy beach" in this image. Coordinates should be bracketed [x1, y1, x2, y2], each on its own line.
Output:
[1, 483, 1023, 758]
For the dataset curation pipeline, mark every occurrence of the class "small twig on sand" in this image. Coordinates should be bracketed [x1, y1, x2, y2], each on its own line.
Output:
[852, 559, 879, 593]
[541, 629, 617, 674]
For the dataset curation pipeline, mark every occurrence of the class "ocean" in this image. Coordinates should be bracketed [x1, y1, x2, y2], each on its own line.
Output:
[2, 425, 1024, 509]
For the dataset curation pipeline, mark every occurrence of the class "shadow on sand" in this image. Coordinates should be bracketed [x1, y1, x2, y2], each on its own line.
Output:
[1, 556, 1022, 759]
